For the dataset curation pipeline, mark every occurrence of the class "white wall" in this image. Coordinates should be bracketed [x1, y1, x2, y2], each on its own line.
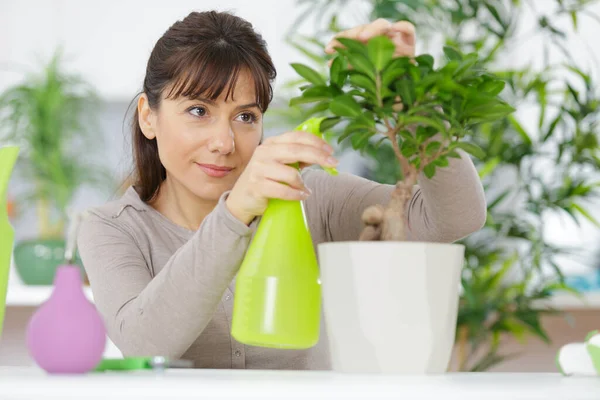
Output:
[1, 0, 308, 100]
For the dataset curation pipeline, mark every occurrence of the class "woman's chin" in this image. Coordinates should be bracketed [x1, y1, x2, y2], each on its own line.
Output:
[189, 182, 232, 203]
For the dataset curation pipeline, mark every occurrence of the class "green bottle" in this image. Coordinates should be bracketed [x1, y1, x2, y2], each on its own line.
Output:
[0, 146, 19, 338]
[231, 118, 337, 349]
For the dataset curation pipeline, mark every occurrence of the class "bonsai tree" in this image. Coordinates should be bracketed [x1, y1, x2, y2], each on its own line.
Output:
[290, 36, 515, 241]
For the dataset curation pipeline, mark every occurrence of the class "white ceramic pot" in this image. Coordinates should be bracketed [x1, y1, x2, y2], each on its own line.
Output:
[318, 241, 465, 374]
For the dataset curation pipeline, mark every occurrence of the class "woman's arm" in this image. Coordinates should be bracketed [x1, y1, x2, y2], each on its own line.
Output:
[77, 193, 252, 359]
[304, 149, 487, 243]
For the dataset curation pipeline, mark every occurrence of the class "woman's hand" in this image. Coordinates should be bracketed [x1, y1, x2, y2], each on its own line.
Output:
[325, 18, 416, 58]
[226, 131, 338, 225]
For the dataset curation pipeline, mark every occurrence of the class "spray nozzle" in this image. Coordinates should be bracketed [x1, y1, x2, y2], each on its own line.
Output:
[295, 117, 338, 176]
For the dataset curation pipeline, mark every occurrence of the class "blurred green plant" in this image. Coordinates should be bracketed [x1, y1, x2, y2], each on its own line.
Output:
[272, 0, 600, 371]
[0, 51, 113, 238]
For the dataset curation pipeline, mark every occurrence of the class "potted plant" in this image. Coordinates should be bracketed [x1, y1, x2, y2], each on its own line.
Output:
[289, 36, 514, 373]
[0, 51, 113, 285]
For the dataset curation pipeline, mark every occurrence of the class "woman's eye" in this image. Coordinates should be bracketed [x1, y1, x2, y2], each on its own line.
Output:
[237, 112, 257, 124]
[189, 106, 207, 117]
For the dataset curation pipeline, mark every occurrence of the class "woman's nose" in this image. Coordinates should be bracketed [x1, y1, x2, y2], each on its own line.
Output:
[207, 125, 235, 155]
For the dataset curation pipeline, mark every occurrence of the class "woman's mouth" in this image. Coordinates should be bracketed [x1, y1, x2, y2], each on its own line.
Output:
[195, 163, 234, 178]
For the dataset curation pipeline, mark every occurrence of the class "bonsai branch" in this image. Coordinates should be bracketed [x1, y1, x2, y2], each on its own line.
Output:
[359, 122, 418, 242]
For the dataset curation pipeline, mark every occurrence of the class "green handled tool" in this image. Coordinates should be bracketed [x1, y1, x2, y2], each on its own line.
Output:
[94, 357, 194, 371]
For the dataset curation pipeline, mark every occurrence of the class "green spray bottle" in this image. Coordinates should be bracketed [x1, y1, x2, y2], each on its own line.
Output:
[231, 117, 337, 349]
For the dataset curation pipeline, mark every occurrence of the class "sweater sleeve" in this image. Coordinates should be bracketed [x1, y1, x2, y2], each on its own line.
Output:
[303, 149, 487, 243]
[77, 192, 252, 359]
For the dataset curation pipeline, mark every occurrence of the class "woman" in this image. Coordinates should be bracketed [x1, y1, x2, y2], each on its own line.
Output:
[77, 10, 487, 370]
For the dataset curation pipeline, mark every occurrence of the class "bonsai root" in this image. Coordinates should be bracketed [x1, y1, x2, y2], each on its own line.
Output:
[361, 204, 384, 225]
[359, 225, 382, 241]
[359, 205, 385, 241]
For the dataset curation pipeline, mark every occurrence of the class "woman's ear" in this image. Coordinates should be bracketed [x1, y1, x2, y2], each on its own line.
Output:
[138, 94, 157, 140]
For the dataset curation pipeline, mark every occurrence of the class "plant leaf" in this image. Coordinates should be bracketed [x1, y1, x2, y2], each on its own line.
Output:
[508, 115, 532, 145]
[329, 95, 362, 117]
[424, 163, 436, 179]
[320, 116, 342, 132]
[346, 52, 376, 80]
[415, 54, 434, 69]
[336, 37, 368, 55]
[291, 63, 326, 86]
[349, 72, 377, 94]
[329, 56, 345, 87]
[425, 141, 441, 156]
[453, 142, 486, 159]
[443, 46, 463, 61]
[571, 203, 600, 228]
[367, 35, 395, 71]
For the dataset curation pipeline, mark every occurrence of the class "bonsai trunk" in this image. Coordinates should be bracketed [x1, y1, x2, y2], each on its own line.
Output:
[359, 171, 418, 242]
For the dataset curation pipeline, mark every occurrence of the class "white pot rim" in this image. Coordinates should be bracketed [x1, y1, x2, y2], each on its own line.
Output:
[318, 241, 465, 250]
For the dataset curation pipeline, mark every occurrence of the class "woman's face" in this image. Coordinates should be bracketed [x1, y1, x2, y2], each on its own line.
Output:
[138, 70, 263, 202]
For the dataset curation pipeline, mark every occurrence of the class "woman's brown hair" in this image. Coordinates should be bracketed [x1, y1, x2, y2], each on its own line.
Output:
[131, 10, 276, 202]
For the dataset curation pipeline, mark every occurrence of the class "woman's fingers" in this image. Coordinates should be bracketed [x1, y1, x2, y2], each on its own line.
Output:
[261, 163, 308, 192]
[266, 130, 333, 152]
[391, 21, 416, 45]
[357, 18, 393, 40]
[259, 179, 310, 201]
[258, 142, 338, 169]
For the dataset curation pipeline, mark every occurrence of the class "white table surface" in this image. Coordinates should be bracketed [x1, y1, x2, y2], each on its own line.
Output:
[0, 367, 599, 399]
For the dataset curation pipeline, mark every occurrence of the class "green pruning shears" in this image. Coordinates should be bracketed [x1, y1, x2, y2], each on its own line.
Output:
[94, 356, 194, 371]
[295, 117, 338, 176]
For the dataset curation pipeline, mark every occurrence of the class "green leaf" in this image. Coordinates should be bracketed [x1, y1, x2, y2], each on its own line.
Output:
[290, 63, 326, 86]
[443, 46, 463, 61]
[349, 72, 377, 94]
[542, 113, 563, 142]
[453, 142, 486, 159]
[319, 117, 341, 132]
[424, 163, 436, 179]
[336, 37, 368, 56]
[453, 54, 478, 77]
[478, 157, 500, 179]
[367, 35, 395, 71]
[571, 203, 600, 228]
[350, 130, 374, 150]
[398, 129, 416, 143]
[346, 52, 376, 80]
[289, 85, 332, 106]
[302, 85, 331, 98]
[329, 95, 362, 117]
[306, 101, 330, 115]
[330, 56, 345, 87]
[487, 189, 511, 210]
[447, 150, 462, 159]
[571, 11, 578, 30]
[425, 141, 441, 156]
[480, 80, 506, 96]
[415, 54, 434, 69]
[290, 95, 321, 106]
[403, 116, 445, 134]
[401, 140, 418, 158]
[396, 79, 415, 106]
[382, 67, 407, 88]
[434, 156, 449, 168]
[508, 115, 532, 145]
[484, 4, 505, 29]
